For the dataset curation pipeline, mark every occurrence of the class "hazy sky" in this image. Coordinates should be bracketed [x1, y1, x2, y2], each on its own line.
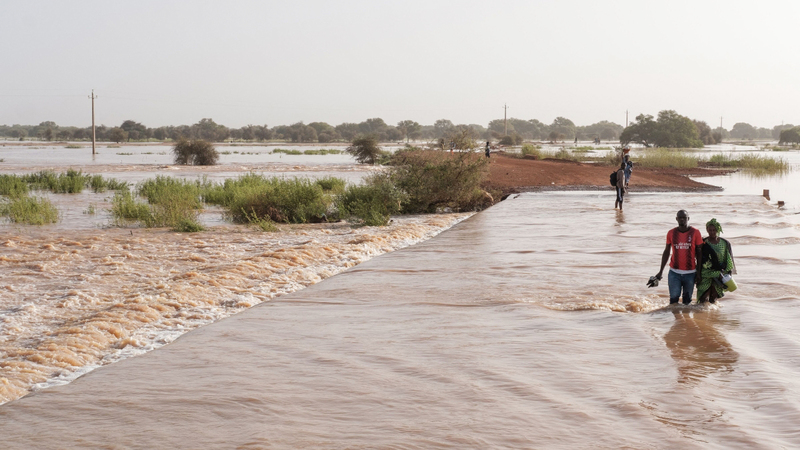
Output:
[2, 0, 798, 130]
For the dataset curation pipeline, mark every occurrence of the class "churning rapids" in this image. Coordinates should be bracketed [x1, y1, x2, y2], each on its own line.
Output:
[2, 188, 799, 448]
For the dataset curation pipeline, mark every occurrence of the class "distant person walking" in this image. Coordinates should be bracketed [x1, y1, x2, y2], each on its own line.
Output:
[450, 141, 455, 154]
[623, 154, 633, 192]
[696, 218, 736, 304]
[614, 161, 626, 210]
[485, 141, 491, 158]
[654, 210, 703, 305]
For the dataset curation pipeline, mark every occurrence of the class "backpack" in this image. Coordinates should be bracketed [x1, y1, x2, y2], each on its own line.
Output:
[610, 171, 618, 187]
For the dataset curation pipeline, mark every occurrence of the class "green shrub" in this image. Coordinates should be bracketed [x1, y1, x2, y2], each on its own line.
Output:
[336, 174, 406, 226]
[0, 195, 59, 225]
[110, 190, 153, 225]
[550, 148, 578, 161]
[521, 143, 542, 159]
[0, 175, 29, 198]
[172, 139, 219, 165]
[225, 177, 330, 224]
[388, 149, 490, 213]
[137, 176, 203, 208]
[499, 136, 514, 146]
[315, 176, 346, 193]
[173, 218, 205, 233]
[239, 208, 279, 231]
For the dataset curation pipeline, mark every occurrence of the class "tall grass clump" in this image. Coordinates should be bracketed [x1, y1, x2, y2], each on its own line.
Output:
[22, 169, 89, 193]
[521, 143, 542, 159]
[0, 174, 30, 198]
[632, 149, 699, 168]
[222, 177, 332, 224]
[708, 154, 788, 174]
[111, 180, 203, 231]
[89, 174, 128, 193]
[388, 149, 491, 213]
[0, 195, 59, 225]
[137, 176, 204, 208]
[315, 176, 346, 194]
[549, 148, 578, 161]
[336, 173, 406, 226]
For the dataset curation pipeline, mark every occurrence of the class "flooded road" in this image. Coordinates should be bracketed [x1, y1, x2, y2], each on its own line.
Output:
[2, 190, 799, 448]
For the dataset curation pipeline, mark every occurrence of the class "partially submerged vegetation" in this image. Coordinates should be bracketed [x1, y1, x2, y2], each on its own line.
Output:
[0, 195, 59, 225]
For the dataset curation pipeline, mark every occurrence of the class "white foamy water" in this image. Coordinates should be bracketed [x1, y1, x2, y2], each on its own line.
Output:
[0, 214, 472, 405]
[1, 189, 799, 448]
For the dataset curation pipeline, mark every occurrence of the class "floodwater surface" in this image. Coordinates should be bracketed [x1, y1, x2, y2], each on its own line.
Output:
[2, 190, 799, 448]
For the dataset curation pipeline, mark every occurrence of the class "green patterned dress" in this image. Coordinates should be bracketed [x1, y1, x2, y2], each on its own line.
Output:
[697, 238, 734, 301]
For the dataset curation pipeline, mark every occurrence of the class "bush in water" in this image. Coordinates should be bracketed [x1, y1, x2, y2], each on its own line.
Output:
[172, 139, 219, 165]
[388, 149, 490, 213]
[0, 195, 59, 225]
[336, 173, 406, 226]
[223, 177, 332, 224]
[346, 135, 385, 165]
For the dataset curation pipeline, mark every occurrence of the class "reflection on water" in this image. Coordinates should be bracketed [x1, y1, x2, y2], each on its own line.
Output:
[664, 308, 739, 385]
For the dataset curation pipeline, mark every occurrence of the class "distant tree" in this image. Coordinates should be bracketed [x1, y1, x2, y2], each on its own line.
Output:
[56, 129, 72, 141]
[619, 114, 657, 147]
[191, 118, 229, 141]
[772, 124, 794, 140]
[730, 122, 757, 140]
[240, 125, 256, 141]
[288, 122, 318, 142]
[653, 110, 703, 148]
[308, 121, 335, 135]
[108, 127, 128, 143]
[433, 119, 455, 138]
[487, 119, 512, 136]
[8, 127, 27, 139]
[73, 128, 87, 140]
[335, 123, 359, 141]
[253, 125, 272, 141]
[779, 127, 800, 144]
[120, 120, 147, 141]
[172, 139, 219, 165]
[579, 120, 623, 141]
[43, 127, 54, 141]
[358, 118, 388, 136]
[346, 135, 383, 164]
[443, 125, 480, 150]
[549, 117, 576, 140]
[713, 126, 730, 140]
[693, 120, 717, 145]
[397, 120, 422, 142]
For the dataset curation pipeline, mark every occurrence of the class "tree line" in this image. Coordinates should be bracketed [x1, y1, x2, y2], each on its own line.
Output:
[1, 116, 793, 146]
[0, 117, 622, 144]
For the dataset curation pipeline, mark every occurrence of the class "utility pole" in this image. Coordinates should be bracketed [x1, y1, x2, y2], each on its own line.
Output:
[720, 116, 723, 130]
[626, 110, 628, 128]
[503, 103, 508, 136]
[89, 90, 97, 156]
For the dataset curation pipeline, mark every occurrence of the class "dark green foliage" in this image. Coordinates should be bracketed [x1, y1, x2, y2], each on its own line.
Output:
[346, 135, 384, 164]
[336, 174, 406, 226]
[315, 176, 346, 193]
[137, 176, 204, 208]
[388, 149, 490, 213]
[0, 195, 59, 225]
[172, 139, 219, 165]
[173, 218, 205, 233]
[217, 176, 331, 224]
[21, 169, 88, 193]
[620, 111, 703, 148]
[0, 175, 30, 198]
[499, 136, 514, 145]
[779, 127, 800, 144]
[111, 179, 203, 230]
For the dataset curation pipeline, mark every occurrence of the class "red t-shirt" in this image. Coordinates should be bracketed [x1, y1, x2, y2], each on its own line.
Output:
[666, 226, 702, 271]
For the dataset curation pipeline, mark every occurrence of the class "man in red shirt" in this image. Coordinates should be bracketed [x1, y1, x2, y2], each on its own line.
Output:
[655, 210, 703, 304]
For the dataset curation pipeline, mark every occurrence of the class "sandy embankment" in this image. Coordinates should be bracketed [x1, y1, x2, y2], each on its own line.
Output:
[483, 152, 729, 196]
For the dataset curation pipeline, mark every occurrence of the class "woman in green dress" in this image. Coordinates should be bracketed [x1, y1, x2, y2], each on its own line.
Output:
[697, 218, 736, 304]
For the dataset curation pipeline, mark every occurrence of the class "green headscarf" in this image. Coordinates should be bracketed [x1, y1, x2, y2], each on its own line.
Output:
[706, 218, 723, 234]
